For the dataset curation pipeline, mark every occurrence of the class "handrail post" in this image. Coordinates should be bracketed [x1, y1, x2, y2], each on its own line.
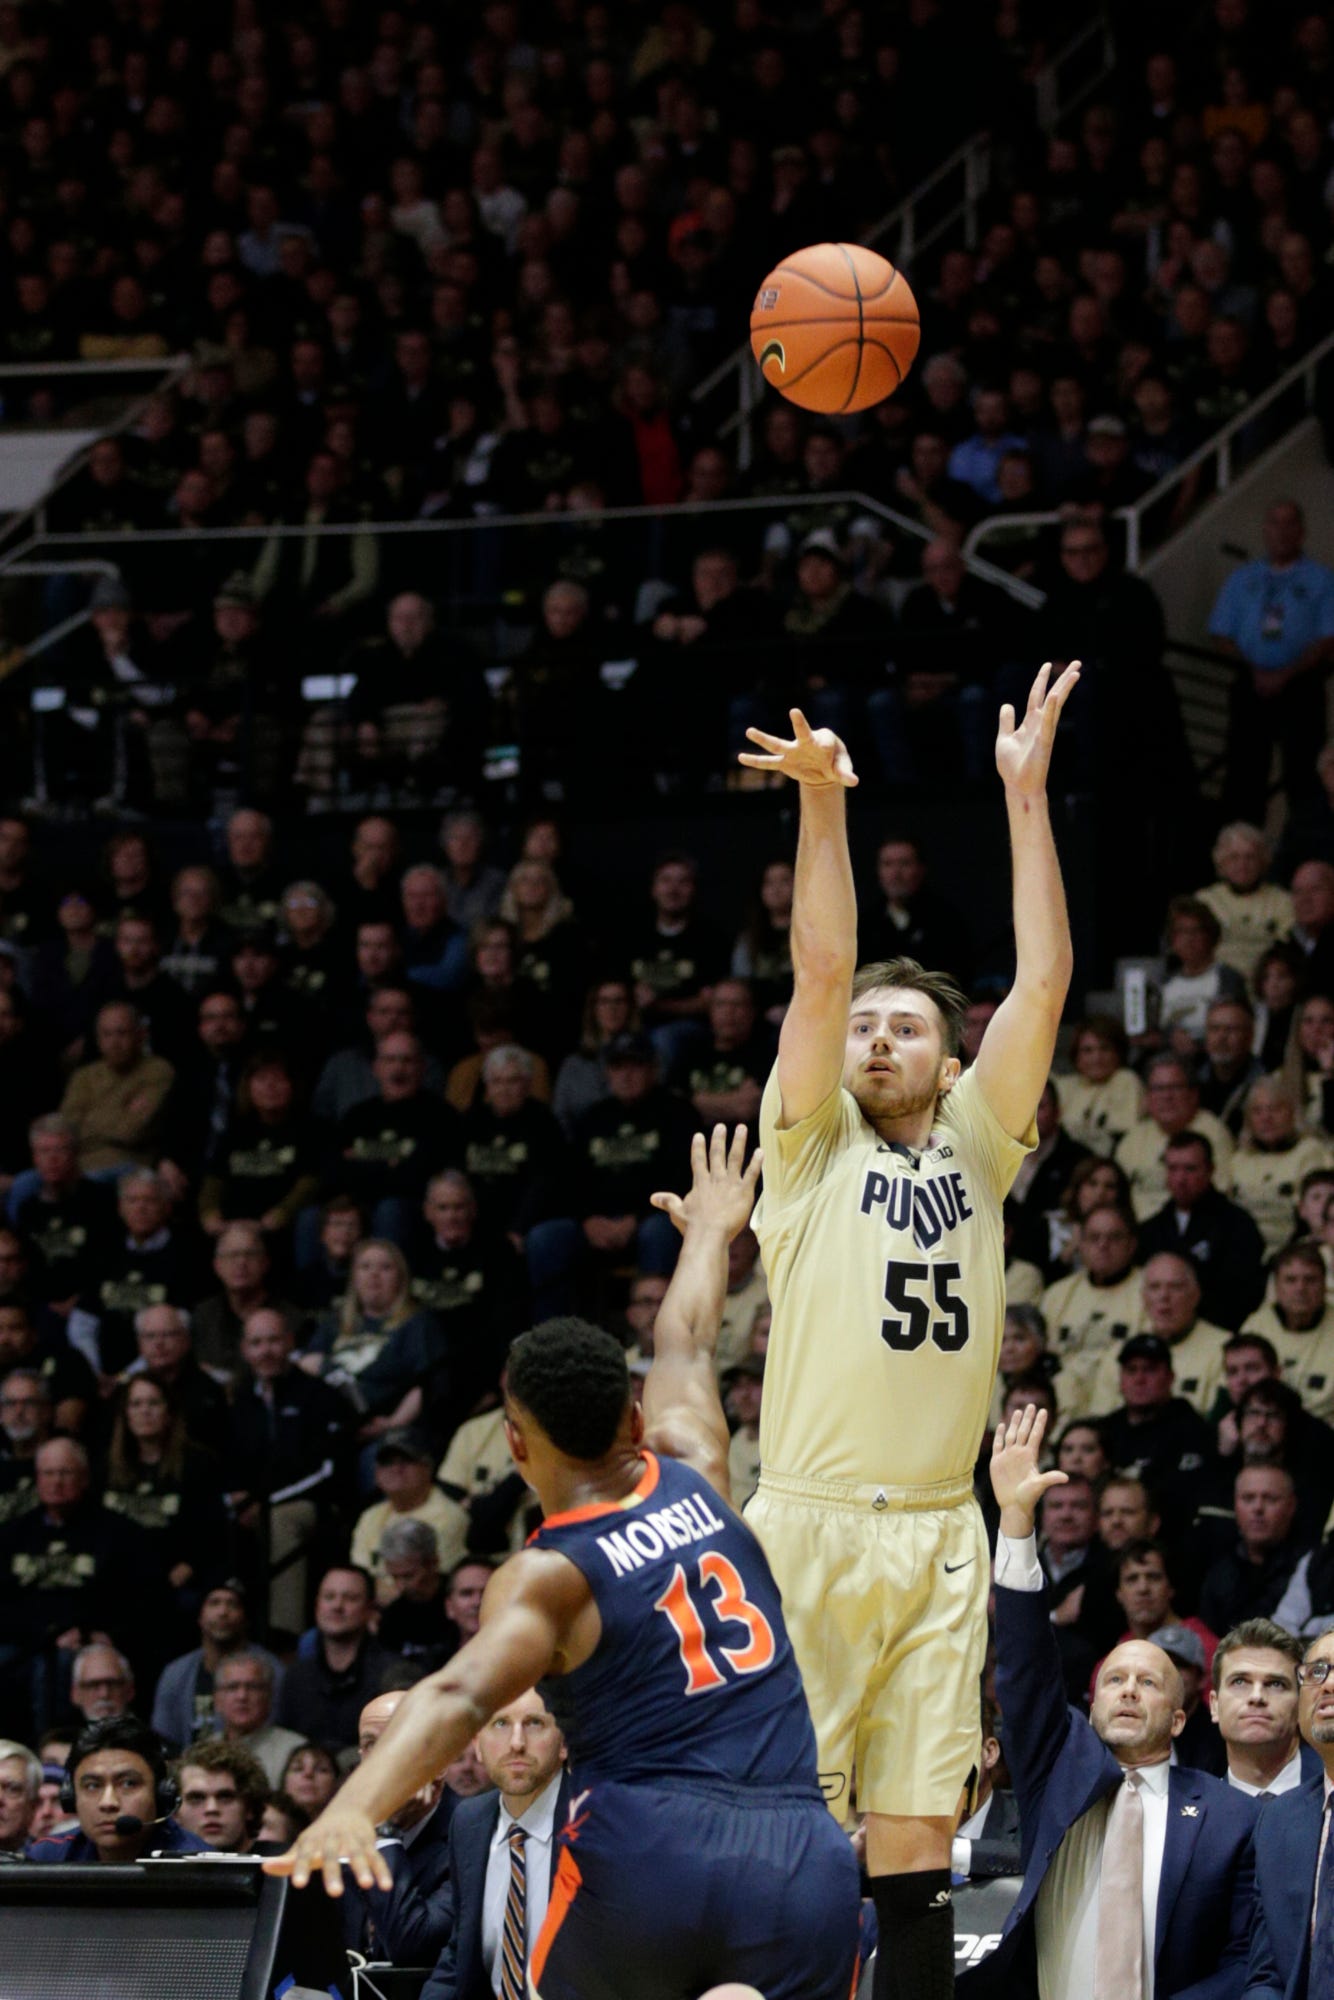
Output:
[1218, 438, 1232, 492]
[1124, 509, 1141, 572]
[738, 359, 756, 473]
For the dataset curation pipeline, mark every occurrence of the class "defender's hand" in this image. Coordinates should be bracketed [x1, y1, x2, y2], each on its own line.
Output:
[651, 1124, 763, 1241]
[262, 1804, 391, 1897]
[739, 709, 858, 788]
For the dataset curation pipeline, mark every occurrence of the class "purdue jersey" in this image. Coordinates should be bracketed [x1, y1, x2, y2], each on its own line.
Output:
[1197, 879, 1294, 977]
[1058, 1067, 1144, 1159]
[1228, 1136, 1334, 1253]
[753, 1065, 1033, 1489]
[1241, 1303, 1334, 1422]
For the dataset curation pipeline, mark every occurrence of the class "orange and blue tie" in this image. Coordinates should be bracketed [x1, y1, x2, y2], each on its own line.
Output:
[499, 1824, 527, 2000]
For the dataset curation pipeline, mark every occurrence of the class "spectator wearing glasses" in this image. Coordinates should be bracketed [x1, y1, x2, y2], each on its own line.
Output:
[0, 1737, 40, 1852]
[1242, 1627, 1334, 1996]
[69, 1643, 136, 1727]
[210, 1647, 305, 1789]
[1115, 1054, 1235, 1220]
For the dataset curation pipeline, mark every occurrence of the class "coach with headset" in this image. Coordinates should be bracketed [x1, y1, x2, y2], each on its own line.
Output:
[25, 1715, 210, 1863]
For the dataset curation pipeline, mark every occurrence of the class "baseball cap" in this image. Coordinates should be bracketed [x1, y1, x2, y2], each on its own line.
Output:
[375, 1426, 436, 1465]
[90, 576, 132, 612]
[798, 528, 847, 567]
[604, 1031, 655, 1066]
[1149, 1623, 1206, 1672]
[1119, 1334, 1173, 1368]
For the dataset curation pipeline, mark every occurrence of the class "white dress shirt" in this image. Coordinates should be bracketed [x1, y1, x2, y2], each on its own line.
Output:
[481, 1776, 562, 1995]
[951, 1790, 993, 1878]
[1227, 1743, 1305, 1798]
[999, 1530, 1172, 2000]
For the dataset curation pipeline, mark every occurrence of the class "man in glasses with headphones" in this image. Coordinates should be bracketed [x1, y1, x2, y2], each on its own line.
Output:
[26, 1715, 210, 1864]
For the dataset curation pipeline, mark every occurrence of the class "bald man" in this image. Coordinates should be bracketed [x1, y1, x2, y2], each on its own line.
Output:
[338, 1688, 456, 1964]
[957, 1408, 1257, 2000]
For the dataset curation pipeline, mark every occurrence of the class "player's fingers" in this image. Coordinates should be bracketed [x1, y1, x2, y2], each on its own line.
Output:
[1037, 1470, 1070, 1498]
[649, 1190, 682, 1215]
[744, 725, 787, 750]
[743, 1145, 763, 1193]
[262, 1847, 295, 1879]
[1028, 661, 1052, 712]
[1047, 660, 1082, 712]
[789, 708, 813, 740]
[996, 703, 1015, 736]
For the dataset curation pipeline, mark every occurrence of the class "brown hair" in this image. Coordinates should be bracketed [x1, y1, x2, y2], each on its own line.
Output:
[850, 957, 967, 1056]
[107, 1377, 188, 1489]
[1211, 1616, 1303, 1692]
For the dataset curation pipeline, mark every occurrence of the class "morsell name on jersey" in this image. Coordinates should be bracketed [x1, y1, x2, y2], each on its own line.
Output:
[597, 1493, 727, 1577]
[858, 1168, 974, 1251]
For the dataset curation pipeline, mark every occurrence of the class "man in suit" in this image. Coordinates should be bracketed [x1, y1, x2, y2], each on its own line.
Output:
[1243, 1622, 1334, 1997]
[423, 1686, 568, 2000]
[341, 1688, 456, 1967]
[1209, 1618, 1324, 1798]
[961, 1404, 1257, 2000]
[952, 1696, 1021, 1882]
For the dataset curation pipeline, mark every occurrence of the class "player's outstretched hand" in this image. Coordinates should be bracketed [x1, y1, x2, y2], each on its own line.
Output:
[989, 1404, 1068, 1532]
[738, 708, 858, 788]
[994, 660, 1080, 796]
[651, 1123, 762, 1241]
[262, 1803, 391, 1897]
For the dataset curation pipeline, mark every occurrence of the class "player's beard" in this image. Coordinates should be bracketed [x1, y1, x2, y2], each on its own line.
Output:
[850, 1067, 941, 1130]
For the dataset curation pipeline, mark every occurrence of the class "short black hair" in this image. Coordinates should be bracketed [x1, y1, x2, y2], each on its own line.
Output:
[507, 1317, 631, 1461]
[68, 1714, 166, 1787]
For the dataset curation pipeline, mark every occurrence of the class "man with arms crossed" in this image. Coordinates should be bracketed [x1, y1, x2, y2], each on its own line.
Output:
[739, 661, 1078, 2000]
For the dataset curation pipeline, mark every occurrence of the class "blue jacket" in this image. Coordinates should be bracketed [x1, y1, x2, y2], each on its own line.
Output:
[962, 1580, 1257, 2000]
[423, 1773, 571, 2000]
[1243, 1773, 1328, 1999]
[341, 1792, 456, 1966]
[26, 1819, 211, 1861]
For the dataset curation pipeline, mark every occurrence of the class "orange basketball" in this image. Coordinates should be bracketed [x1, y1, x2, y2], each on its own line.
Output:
[749, 242, 921, 415]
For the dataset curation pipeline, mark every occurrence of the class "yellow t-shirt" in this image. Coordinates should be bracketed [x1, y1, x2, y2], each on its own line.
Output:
[1006, 1258, 1045, 1307]
[1116, 1112, 1235, 1219]
[1241, 1302, 1334, 1421]
[1038, 1268, 1147, 1421]
[1057, 1068, 1145, 1158]
[437, 1408, 530, 1554]
[1081, 1318, 1228, 1420]
[728, 1424, 762, 1509]
[1196, 880, 1294, 979]
[350, 1488, 469, 1593]
[717, 1265, 770, 1374]
[753, 1065, 1034, 1489]
[1228, 1137, 1334, 1252]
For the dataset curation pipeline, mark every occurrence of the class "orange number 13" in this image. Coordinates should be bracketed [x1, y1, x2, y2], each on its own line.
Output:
[653, 1551, 776, 1696]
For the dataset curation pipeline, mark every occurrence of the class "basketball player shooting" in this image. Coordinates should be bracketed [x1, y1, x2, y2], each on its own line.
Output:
[737, 659, 1079, 2000]
[265, 1124, 861, 2000]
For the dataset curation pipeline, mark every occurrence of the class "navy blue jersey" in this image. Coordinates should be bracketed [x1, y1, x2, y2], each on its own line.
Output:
[532, 1450, 820, 1792]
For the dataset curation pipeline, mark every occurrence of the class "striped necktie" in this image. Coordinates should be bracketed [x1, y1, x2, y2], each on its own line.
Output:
[499, 1824, 527, 2000]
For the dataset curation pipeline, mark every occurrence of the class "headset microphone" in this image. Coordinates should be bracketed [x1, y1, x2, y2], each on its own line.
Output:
[114, 1810, 173, 1837]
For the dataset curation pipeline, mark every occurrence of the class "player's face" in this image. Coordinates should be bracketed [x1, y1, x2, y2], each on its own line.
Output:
[1091, 1644, 1183, 1757]
[1210, 1646, 1299, 1748]
[477, 1690, 565, 1799]
[843, 987, 956, 1125]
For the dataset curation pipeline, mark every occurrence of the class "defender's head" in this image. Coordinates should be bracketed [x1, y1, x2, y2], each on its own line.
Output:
[843, 956, 965, 1124]
[504, 1318, 640, 1486]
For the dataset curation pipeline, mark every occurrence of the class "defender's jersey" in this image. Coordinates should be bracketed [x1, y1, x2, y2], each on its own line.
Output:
[753, 1065, 1034, 1488]
[531, 1450, 821, 1793]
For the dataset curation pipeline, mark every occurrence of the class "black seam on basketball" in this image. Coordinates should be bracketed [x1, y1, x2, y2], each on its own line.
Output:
[836, 243, 864, 414]
[856, 267, 900, 304]
[770, 264, 863, 302]
[757, 315, 918, 332]
[764, 337, 861, 391]
[860, 337, 907, 388]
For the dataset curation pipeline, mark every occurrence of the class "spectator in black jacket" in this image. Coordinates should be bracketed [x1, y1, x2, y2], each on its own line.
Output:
[274, 1564, 403, 1752]
[406, 1172, 527, 1413]
[225, 1308, 356, 1640]
[160, 990, 249, 1185]
[858, 836, 972, 987]
[524, 1033, 694, 1318]
[9, 1116, 115, 1312]
[331, 1031, 463, 1245]
[66, 1170, 204, 1377]
[132, 1305, 231, 1461]
[1136, 1131, 1266, 1330]
[1008, 1081, 1092, 1279]
[0, 1437, 153, 1737]
[1097, 1334, 1216, 1526]
[1199, 1462, 1310, 1635]
[459, 1046, 568, 1251]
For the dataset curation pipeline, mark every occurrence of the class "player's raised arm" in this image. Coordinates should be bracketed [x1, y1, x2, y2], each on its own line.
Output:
[263, 1555, 583, 1896]
[739, 710, 858, 1123]
[646, 1123, 763, 1503]
[973, 661, 1080, 1139]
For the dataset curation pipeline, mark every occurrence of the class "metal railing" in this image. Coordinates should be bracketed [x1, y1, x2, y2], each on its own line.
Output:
[961, 326, 1334, 575]
[0, 353, 191, 549]
[687, 10, 1114, 465]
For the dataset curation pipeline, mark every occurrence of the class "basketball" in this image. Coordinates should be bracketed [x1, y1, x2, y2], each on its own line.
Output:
[749, 242, 921, 415]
